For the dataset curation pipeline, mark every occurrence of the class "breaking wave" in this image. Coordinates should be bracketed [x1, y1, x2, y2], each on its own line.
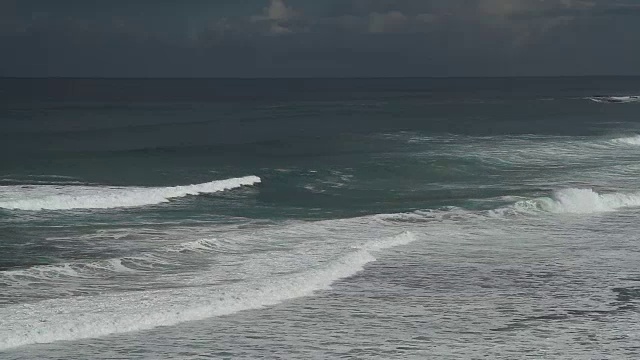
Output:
[610, 135, 640, 146]
[0, 176, 260, 211]
[0, 231, 415, 350]
[587, 95, 640, 104]
[0, 255, 169, 284]
[514, 188, 640, 214]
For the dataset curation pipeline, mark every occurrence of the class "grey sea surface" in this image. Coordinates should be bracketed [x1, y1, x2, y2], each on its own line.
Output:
[1, 77, 640, 359]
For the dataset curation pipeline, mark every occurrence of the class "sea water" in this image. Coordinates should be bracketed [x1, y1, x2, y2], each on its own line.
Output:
[1, 77, 640, 359]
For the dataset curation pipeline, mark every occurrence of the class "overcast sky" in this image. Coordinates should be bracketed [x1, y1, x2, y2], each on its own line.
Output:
[1, 0, 638, 77]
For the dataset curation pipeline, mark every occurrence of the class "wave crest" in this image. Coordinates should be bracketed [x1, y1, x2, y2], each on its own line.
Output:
[588, 95, 640, 104]
[514, 188, 640, 214]
[610, 135, 640, 146]
[0, 176, 260, 211]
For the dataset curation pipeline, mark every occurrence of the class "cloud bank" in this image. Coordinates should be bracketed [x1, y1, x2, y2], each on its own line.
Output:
[0, 0, 638, 77]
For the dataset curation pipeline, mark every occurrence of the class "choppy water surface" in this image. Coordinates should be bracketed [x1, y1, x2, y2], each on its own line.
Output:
[2, 77, 640, 359]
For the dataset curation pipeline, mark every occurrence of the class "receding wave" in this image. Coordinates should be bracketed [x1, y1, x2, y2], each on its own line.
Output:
[514, 188, 640, 214]
[0, 231, 415, 350]
[588, 95, 640, 104]
[0, 176, 260, 211]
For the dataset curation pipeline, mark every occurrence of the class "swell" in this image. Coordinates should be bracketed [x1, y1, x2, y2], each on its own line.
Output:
[0, 176, 260, 211]
[1, 115, 218, 136]
[105, 132, 640, 165]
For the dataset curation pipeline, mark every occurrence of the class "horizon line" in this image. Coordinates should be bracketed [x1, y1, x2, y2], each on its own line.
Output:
[2, 75, 640, 80]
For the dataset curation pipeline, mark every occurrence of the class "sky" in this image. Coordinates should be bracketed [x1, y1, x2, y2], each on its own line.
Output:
[0, 0, 639, 77]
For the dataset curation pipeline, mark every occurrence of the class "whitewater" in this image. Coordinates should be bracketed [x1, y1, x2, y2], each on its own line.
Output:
[0, 228, 416, 349]
[2, 179, 640, 352]
[0, 176, 261, 211]
[3, 77, 640, 359]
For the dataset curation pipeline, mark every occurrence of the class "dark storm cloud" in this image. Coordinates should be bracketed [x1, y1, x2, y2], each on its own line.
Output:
[0, 0, 638, 77]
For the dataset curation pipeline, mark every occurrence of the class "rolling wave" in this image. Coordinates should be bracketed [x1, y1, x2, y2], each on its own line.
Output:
[514, 188, 640, 214]
[588, 95, 640, 104]
[383, 188, 640, 218]
[0, 176, 260, 211]
[0, 231, 416, 350]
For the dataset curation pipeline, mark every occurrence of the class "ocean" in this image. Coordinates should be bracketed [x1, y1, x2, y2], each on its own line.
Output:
[1, 77, 640, 359]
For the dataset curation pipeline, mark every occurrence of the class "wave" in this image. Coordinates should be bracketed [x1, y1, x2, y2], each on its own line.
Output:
[514, 188, 640, 214]
[377, 188, 640, 219]
[0, 255, 170, 285]
[363, 231, 416, 250]
[0, 174, 89, 186]
[0, 176, 260, 211]
[0, 179, 90, 186]
[164, 238, 221, 253]
[587, 95, 640, 104]
[610, 135, 640, 146]
[0, 237, 232, 284]
[0, 231, 416, 350]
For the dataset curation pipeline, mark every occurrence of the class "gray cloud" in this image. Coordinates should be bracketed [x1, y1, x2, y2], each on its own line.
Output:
[0, 0, 638, 77]
[195, 0, 626, 41]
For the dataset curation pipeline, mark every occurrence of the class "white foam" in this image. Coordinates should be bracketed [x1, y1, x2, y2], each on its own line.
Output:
[611, 135, 640, 146]
[0, 232, 415, 350]
[1, 257, 142, 284]
[1, 263, 82, 283]
[514, 188, 640, 214]
[376, 208, 489, 224]
[588, 95, 640, 104]
[0, 176, 260, 211]
[164, 238, 219, 253]
[1, 237, 228, 285]
[106, 258, 138, 273]
[364, 231, 416, 250]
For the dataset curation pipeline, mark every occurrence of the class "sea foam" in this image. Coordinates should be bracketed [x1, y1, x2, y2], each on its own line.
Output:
[0, 176, 260, 211]
[610, 135, 640, 146]
[0, 237, 226, 284]
[588, 95, 640, 104]
[0, 231, 416, 350]
[515, 188, 640, 214]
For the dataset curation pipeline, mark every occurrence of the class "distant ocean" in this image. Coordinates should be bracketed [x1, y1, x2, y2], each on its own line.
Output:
[2, 77, 640, 359]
